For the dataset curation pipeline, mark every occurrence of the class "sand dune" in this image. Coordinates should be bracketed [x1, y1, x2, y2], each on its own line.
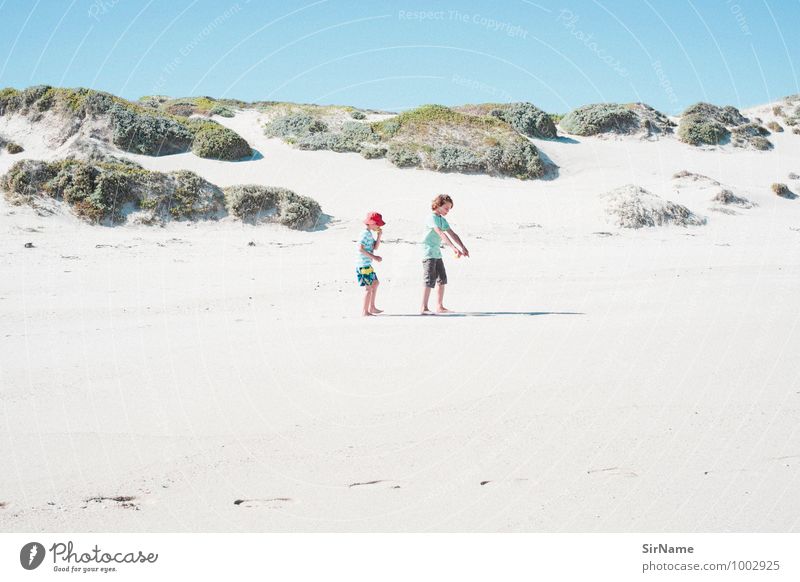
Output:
[1, 100, 799, 532]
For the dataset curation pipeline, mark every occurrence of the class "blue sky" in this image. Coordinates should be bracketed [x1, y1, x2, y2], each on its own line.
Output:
[0, 0, 798, 114]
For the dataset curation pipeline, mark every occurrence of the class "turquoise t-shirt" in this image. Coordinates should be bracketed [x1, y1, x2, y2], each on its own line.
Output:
[357, 229, 375, 267]
[422, 213, 450, 259]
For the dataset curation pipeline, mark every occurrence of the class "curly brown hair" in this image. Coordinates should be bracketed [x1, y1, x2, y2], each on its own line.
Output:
[431, 194, 453, 210]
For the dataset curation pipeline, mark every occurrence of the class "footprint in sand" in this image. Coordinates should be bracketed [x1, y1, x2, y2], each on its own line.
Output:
[233, 497, 294, 508]
[84, 495, 139, 509]
[587, 467, 638, 478]
[348, 480, 402, 489]
[480, 478, 532, 487]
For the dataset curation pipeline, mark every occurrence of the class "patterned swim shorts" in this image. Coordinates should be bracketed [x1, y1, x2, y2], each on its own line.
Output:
[357, 265, 377, 286]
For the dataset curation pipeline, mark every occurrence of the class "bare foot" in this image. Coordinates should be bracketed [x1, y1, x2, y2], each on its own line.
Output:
[436, 307, 453, 313]
[362, 312, 374, 317]
[420, 308, 435, 315]
[370, 308, 384, 314]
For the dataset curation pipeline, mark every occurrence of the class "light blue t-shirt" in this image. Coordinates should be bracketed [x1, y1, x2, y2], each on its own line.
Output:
[422, 213, 450, 259]
[357, 229, 375, 267]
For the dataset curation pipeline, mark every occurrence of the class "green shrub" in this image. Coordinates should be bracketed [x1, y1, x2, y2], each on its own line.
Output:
[771, 183, 794, 198]
[485, 141, 545, 179]
[264, 113, 328, 139]
[223, 184, 322, 229]
[350, 110, 366, 120]
[430, 145, 484, 172]
[0, 158, 225, 223]
[731, 123, 772, 149]
[682, 102, 747, 126]
[490, 102, 557, 138]
[6, 141, 23, 154]
[559, 103, 639, 135]
[190, 123, 252, 160]
[165, 102, 196, 117]
[210, 105, 234, 118]
[297, 121, 377, 153]
[678, 114, 730, 145]
[360, 145, 387, 159]
[296, 132, 340, 151]
[386, 144, 421, 168]
[109, 103, 194, 155]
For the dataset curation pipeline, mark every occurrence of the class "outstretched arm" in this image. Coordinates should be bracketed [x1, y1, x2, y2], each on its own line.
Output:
[444, 228, 469, 257]
[433, 227, 461, 254]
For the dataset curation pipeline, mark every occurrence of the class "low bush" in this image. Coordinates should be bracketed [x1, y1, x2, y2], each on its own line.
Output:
[386, 144, 421, 168]
[766, 121, 783, 132]
[682, 102, 748, 126]
[490, 102, 557, 139]
[109, 103, 194, 155]
[712, 189, 755, 208]
[350, 110, 366, 120]
[360, 145, 387, 159]
[600, 184, 706, 228]
[0, 158, 225, 223]
[559, 103, 639, 135]
[678, 114, 730, 145]
[430, 145, 484, 172]
[210, 105, 234, 117]
[6, 141, 24, 154]
[190, 122, 252, 160]
[223, 184, 322, 229]
[484, 141, 545, 179]
[771, 183, 793, 198]
[264, 113, 328, 139]
[731, 123, 772, 149]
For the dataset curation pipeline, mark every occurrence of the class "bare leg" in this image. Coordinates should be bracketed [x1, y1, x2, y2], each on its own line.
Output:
[435, 284, 452, 313]
[362, 286, 374, 316]
[369, 280, 383, 314]
[421, 286, 434, 314]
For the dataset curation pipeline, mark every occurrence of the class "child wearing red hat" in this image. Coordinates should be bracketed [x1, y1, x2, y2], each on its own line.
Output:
[357, 211, 385, 316]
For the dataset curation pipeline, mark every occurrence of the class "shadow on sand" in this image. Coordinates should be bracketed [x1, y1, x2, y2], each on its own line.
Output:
[382, 311, 584, 318]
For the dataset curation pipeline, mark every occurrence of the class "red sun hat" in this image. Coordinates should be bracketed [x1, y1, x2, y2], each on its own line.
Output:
[364, 211, 385, 227]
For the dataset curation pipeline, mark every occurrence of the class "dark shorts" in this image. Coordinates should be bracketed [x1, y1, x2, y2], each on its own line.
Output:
[357, 265, 377, 286]
[423, 258, 447, 288]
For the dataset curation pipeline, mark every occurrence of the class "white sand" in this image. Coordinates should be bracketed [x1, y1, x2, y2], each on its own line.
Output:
[0, 106, 799, 532]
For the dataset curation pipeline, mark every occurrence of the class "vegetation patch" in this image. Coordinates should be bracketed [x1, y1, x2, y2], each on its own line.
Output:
[560, 103, 649, 136]
[772, 182, 796, 199]
[712, 189, 755, 208]
[224, 184, 322, 229]
[0, 157, 225, 224]
[456, 102, 558, 139]
[600, 184, 706, 228]
[731, 123, 772, 150]
[0, 85, 252, 160]
[678, 114, 730, 146]
[263, 102, 551, 179]
[678, 102, 770, 149]
[188, 120, 252, 160]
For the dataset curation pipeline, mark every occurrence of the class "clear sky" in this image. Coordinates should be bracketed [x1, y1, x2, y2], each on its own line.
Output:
[1, 0, 798, 114]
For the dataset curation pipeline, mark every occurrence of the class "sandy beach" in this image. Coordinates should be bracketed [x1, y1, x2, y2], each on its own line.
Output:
[1, 104, 799, 532]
